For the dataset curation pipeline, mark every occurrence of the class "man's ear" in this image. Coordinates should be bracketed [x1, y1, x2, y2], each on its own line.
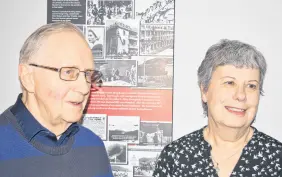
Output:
[19, 64, 35, 93]
[200, 85, 208, 103]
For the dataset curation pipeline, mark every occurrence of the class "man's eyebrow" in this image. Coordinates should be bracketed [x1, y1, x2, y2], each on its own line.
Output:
[62, 65, 93, 70]
[61, 64, 79, 68]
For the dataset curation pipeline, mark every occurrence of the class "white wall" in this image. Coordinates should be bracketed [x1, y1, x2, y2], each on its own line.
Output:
[0, 0, 281, 141]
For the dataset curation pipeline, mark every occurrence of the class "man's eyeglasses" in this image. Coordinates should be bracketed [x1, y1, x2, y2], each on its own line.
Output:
[29, 63, 103, 87]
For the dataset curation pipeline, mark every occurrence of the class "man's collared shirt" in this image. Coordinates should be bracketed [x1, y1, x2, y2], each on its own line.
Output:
[10, 94, 79, 146]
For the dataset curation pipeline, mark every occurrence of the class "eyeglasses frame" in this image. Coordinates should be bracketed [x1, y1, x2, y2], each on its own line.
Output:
[28, 63, 103, 85]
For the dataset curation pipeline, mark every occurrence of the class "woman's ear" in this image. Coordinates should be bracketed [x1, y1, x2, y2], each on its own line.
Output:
[200, 85, 208, 103]
[18, 64, 35, 93]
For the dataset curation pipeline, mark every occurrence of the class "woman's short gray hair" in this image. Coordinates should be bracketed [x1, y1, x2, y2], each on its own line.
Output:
[19, 21, 85, 63]
[197, 39, 267, 116]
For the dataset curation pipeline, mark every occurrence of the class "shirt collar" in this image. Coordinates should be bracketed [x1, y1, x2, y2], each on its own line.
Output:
[11, 94, 79, 144]
[199, 125, 259, 153]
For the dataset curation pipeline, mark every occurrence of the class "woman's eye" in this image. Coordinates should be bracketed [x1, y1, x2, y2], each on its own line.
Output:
[225, 81, 235, 85]
[248, 84, 257, 90]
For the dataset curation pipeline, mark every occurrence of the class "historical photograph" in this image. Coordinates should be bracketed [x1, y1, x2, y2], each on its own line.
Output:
[112, 165, 133, 177]
[86, 26, 105, 58]
[137, 56, 173, 88]
[46, 0, 175, 175]
[87, 0, 134, 25]
[139, 121, 172, 147]
[95, 60, 137, 86]
[139, 24, 174, 56]
[135, 0, 174, 24]
[105, 141, 128, 165]
[106, 20, 139, 58]
[81, 114, 107, 140]
[108, 116, 140, 144]
[128, 150, 160, 176]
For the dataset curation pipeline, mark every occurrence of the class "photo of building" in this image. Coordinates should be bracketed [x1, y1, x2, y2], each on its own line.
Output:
[137, 57, 173, 88]
[140, 24, 174, 56]
[106, 20, 139, 58]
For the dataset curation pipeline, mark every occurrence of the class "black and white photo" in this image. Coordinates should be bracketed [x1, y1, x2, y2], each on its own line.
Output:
[112, 165, 133, 177]
[127, 149, 160, 176]
[87, 0, 106, 25]
[95, 60, 137, 86]
[105, 141, 128, 165]
[139, 24, 174, 56]
[45, 0, 175, 175]
[135, 0, 174, 24]
[106, 20, 139, 58]
[108, 116, 140, 143]
[139, 121, 172, 146]
[137, 56, 173, 88]
[81, 114, 107, 140]
[87, 0, 134, 25]
[86, 26, 105, 58]
[133, 166, 151, 177]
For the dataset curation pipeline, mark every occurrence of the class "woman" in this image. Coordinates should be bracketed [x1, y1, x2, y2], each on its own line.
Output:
[87, 29, 103, 57]
[153, 39, 282, 177]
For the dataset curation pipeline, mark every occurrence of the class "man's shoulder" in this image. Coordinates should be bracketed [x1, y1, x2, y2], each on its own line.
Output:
[0, 109, 13, 142]
[74, 125, 105, 147]
[0, 111, 9, 126]
[0, 107, 16, 133]
[0, 106, 13, 125]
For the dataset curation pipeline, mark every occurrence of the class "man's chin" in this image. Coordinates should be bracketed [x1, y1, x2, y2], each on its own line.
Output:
[63, 114, 83, 124]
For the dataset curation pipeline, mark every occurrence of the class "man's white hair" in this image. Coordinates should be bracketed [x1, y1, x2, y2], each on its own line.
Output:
[19, 21, 85, 64]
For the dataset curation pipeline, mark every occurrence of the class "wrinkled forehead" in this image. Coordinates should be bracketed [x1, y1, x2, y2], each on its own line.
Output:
[33, 31, 94, 70]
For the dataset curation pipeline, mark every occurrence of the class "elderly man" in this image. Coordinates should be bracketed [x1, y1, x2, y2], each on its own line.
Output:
[0, 22, 113, 177]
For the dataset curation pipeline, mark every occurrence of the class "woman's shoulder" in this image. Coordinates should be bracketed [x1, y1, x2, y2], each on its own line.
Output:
[253, 127, 282, 150]
[161, 127, 205, 154]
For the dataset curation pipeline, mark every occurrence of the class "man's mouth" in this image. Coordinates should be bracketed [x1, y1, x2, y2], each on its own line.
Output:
[225, 106, 246, 116]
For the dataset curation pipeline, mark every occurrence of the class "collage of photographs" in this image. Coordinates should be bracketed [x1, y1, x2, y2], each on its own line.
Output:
[81, 114, 172, 176]
[47, 0, 175, 176]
